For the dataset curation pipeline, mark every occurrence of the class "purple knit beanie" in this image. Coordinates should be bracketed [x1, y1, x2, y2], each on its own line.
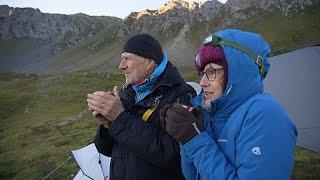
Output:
[194, 46, 228, 85]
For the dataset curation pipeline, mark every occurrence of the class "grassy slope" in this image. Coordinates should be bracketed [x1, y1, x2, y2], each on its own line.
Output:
[0, 71, 124, 179]
[0, 38, 53, 72]
[187, 4, 320, 57]
[0, 71, 319, 179]
[237, 5, 320, 56]
[43, 34, 125, 73]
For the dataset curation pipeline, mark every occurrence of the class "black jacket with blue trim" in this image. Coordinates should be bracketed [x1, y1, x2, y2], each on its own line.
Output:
[94, 62, 195, 180]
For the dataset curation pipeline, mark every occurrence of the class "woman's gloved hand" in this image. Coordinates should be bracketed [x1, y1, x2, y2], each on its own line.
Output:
[160, 103, 204, 144]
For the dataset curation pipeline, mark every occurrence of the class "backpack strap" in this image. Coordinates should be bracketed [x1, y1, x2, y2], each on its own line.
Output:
[141, 95, 162, 121]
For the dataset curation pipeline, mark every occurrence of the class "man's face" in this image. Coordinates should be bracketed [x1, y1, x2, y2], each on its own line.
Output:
[199, 63, 225, 108]
[119, 52, 156, 85]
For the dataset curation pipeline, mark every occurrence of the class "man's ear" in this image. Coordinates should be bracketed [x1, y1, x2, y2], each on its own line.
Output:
[146, 59, 157, 68]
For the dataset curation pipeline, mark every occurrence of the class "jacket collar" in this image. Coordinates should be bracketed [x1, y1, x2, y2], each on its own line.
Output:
[120, 62, 185, 108]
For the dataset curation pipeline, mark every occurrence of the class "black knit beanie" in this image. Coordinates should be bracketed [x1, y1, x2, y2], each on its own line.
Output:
[122, 34, 164, 64]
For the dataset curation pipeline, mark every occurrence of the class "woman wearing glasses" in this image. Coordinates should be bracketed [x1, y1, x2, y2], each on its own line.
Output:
[160, 29, 297, 179]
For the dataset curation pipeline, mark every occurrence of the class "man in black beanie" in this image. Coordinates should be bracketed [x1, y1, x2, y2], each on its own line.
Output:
[87, 34, 195, 180]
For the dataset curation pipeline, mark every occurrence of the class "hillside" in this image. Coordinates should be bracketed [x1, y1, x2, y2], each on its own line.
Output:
[1, 1, 320, 179]
[0, 0, 319, 73]
[0, 71, 319, 179]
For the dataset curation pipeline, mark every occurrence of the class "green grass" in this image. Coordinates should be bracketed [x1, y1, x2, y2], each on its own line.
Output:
[293, 147, 320, 179]
[237, 5, 320, 56]
[0, 39, 49, 64]
[187, 3, 320, 56]
[0, 71, 124, 179]
[0, 71, 319, 179]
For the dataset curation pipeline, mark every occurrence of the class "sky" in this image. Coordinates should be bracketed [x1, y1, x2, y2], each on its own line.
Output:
[0, 0, 228, 19]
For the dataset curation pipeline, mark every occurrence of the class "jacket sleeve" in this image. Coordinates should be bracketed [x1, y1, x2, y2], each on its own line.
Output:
[180, 146, 198, 180]
[108, 110, 182, 169]
[180, 100, 297, 179]
[106, 84, 196, 169]
[94, 125, 115, 157]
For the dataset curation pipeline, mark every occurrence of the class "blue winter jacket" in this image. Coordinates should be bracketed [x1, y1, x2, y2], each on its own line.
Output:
[180, 29, 297, 180]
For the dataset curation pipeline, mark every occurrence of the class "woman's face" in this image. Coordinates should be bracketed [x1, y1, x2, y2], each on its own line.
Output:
[199, 63, 225, 108]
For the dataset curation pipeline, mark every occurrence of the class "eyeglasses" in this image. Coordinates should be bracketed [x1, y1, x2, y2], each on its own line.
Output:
[198, 66, 223, 81]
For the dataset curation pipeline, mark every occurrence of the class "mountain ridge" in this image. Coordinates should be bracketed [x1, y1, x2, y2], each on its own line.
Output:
[0, 0, 319, 73]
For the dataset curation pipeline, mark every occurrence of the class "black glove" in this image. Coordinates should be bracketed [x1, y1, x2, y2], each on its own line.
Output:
[160, 104, 171, 130]
[162, 103, 204, 144]
[176, 93, 193, 106]
[160, 93, 193, 129]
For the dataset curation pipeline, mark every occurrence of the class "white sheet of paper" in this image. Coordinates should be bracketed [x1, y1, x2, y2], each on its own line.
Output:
[100, 153, 111, 176]
[73, 170, 92, 180]
[72, 143, 111, 180]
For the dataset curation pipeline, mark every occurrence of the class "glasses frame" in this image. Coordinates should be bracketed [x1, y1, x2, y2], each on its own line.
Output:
[198, 64, 223, 81]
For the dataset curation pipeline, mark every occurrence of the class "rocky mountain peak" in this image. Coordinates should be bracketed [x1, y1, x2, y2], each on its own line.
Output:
[158, 0, 193, 14]
[201, 0, 223, 8]
[192, 0, 223, 22]
[125, 0, 195, 21]
[1, 1, 318, 73]
[0, 5, 15, 18]
[0, 5, 128, 53]
[135, 9, 157, 19]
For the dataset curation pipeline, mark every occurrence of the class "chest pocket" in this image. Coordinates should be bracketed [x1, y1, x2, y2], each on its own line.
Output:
[141, 95, 162, 122]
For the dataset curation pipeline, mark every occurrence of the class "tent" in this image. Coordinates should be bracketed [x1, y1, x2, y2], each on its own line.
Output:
[264, 46, 320, 152]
